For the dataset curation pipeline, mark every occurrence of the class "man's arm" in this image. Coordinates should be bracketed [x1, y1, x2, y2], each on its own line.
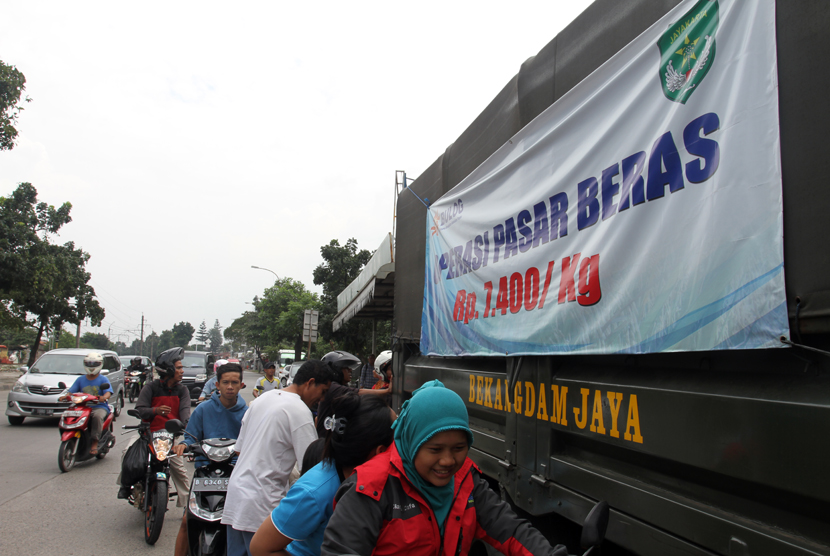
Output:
[134, 382, 157, 421]
[60, 376, 82, 400]
[358, 387, 389, 396]
[99, 378, 113, 402]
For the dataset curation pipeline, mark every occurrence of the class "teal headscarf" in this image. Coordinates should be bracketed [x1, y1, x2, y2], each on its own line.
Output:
[392, 380, 473, 533]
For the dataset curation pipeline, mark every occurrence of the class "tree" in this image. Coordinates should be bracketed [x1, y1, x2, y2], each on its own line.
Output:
[208, 319, 223, 354]
[0, 184, 105, 366]
[195, 320, 209, 347]
[156, 330, 175, 353]
[0, 325, 37, 348]
[0, 61, 30, 151]
[257, 278, 321, 361]
[145, 331, 160, 359]
[171, 322, 194, 350]
[56, 328, 77, 349]
[225, 301, 266, 360]
[127, 338, 143, 355]
[312, 238, 373, 355]
[80, 332, 111, 350]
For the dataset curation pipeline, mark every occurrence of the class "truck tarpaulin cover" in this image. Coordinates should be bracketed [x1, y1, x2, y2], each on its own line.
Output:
[422, 0, 789, 357]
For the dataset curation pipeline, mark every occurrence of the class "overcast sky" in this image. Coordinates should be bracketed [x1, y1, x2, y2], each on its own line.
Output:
[2, 1, 592, 347]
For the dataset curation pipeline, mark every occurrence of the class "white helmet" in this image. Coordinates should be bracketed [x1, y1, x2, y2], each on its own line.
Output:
[374, 350, 392, 379]
[84, 352, 104, 376]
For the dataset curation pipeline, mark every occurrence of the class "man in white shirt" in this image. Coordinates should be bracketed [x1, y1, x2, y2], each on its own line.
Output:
[221, 360, 332, 556]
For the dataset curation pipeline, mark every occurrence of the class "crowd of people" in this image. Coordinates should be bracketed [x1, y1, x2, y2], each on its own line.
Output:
[67, 346, 572, 556]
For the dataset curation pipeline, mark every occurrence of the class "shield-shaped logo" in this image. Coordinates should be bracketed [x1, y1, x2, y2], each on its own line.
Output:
[657, 0, 719, 104]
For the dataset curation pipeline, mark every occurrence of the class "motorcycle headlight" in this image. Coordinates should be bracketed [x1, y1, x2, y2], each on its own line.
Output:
[195, 374, 207, 382]
[152, 437, 172, 461]
[61, 415, 87, 429]
[188, 490, 223, 521]
[130, 371, 141, 376]
[12, 381, 25, 393]
[202, 442, 236, 462]
[71, 395, 86, 405]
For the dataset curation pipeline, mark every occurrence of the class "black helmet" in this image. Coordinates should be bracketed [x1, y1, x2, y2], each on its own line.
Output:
[155, 347, 184, 379]
[321, 350, 361, 384]
[132, 357, 142, 365]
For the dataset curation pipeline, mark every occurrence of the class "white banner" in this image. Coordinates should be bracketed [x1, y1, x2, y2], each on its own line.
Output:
[422, 0, 788, 356]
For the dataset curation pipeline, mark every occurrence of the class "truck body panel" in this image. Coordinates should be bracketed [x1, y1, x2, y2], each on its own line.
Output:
[392, 1, 830, 554]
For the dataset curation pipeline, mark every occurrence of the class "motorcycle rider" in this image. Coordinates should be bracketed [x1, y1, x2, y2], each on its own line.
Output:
[117, 347, 191, 506]
[174, 362, 248, 556]
[252, 362, 279, 398]
[198, 359, 227, 402]
[315, 350, 388, 437]
[58, 351, 113, 455]
[128, 356, 151, 388]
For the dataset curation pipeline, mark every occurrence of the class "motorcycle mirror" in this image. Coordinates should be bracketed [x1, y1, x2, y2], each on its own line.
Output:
[127, 409, 140, 418]
[58, 382, 66, 389]
[241, 383, 246, 389]
[165, 419, 184, 433]
[580, 501, 609, 550]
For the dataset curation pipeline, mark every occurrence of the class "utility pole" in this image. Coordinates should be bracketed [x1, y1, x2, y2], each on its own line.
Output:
[140, 314, 145, 356]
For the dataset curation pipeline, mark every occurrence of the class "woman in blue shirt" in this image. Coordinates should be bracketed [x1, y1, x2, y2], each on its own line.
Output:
[249, 392, 394, 556]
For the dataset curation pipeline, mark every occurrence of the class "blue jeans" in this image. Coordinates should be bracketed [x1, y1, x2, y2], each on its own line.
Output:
[226, 525, 255, 556]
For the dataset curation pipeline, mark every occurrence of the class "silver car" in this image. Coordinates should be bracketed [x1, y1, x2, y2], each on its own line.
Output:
[6, 348, 125, 426]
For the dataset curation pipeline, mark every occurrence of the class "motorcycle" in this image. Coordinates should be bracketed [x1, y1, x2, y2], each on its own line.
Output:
[166, 419, 235, 556]
[121, 408, 179, 545]
[126, 370, 143, 402]
[56, 389, 116, 472]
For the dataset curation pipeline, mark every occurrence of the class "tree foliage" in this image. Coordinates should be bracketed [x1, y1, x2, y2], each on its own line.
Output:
[81, 332, 111, 350]
[312, 238, 375, 356]
[0, 183, 105, 365]
[0, 325, 37, 347]
[195, 320, 209, 346]
[0, 61, 30, 151]
[226, 281, 321, 362]
[258, 279, 320, 360]
[144, 331, 160, 359]
[171, 322, 194, 349]
[208, 319, 223, 353]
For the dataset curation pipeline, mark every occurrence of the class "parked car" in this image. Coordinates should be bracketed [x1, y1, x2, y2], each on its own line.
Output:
[281, 361, 306, 388]
[180, 351, 216, 405]
[6, 348, 125, 425]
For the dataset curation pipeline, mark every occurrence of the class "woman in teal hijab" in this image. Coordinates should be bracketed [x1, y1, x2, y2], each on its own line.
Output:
[393, 380, 475, 532]
[321, 380, 569, 556]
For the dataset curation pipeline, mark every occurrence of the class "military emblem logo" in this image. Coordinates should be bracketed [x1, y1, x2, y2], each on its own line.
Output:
[658, 0, 719, 104]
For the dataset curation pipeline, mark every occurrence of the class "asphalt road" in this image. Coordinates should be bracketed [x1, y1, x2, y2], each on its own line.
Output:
[0, 370, 260, 556]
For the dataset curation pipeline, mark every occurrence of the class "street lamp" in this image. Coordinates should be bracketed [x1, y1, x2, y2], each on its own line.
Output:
[251, 265, 280, 281]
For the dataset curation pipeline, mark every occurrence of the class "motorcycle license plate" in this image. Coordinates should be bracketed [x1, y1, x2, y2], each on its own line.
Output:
[192, 478, 229, 492]
[32, 409, 53, 416]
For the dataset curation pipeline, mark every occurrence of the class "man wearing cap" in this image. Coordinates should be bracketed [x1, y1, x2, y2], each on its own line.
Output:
[253, 362, 279, 398]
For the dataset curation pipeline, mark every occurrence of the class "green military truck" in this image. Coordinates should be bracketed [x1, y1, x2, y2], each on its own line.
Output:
[391, 1, 829, 555]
